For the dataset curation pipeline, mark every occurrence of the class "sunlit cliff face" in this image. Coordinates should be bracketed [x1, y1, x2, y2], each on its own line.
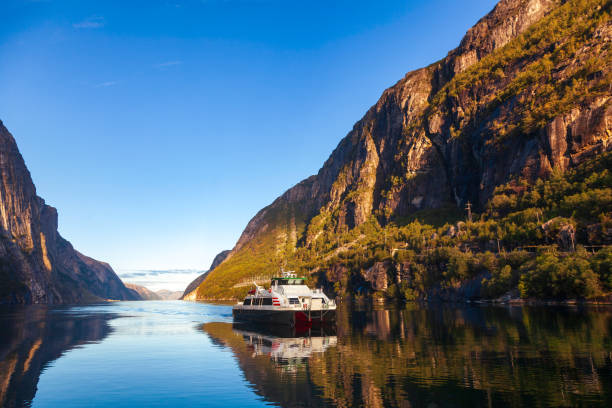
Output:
[197, 0, 612, 301]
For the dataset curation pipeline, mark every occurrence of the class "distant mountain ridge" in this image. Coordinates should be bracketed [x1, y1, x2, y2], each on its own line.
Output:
[125, 284, 183, 300]
[195, 0, 612, 300]
[125, 283, 162, 300]
[0, 121, 139, 303]
[156, 289, 182, 300]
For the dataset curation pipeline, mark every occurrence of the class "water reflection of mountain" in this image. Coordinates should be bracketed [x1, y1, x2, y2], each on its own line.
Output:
[203, 322, 339, 407]
[204, 305, 612, 408]
[0, 306, 113, 408]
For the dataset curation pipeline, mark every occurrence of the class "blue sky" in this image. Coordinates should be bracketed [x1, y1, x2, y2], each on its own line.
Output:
[0, 0, 498, 273]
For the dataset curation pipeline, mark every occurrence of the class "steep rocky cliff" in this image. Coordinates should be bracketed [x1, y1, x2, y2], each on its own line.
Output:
[0, 121, 139, 303]
[198, 0, 611, 300]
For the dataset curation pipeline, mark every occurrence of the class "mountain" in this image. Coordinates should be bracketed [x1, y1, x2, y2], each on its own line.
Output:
[124, 284, 182, 300]
[0, 121, 140, 303]
[181, 249, 230, 300]
[125, 283, 162, 300]
[155, 289, 182, 300]
[196, 0, 612, 301]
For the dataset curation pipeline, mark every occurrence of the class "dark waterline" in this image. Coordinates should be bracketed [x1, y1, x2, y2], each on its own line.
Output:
[0, 301, 611, 407]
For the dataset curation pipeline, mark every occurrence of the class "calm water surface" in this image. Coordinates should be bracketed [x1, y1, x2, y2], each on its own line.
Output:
[1, 301, 611, 407]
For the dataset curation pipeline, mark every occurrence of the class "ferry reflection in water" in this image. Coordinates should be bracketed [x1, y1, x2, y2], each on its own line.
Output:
[235, 325, 337, 369]
[203, 304, 612, 408]
[202, 322, 340, 408]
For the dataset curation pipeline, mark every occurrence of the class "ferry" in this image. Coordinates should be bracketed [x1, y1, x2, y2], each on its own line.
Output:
[232, 271, 336, 327]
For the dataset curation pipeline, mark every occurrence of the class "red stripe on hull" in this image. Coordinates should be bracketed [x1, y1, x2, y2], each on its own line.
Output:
[232, 308, 335, 327]
[294, 311, 312, 327]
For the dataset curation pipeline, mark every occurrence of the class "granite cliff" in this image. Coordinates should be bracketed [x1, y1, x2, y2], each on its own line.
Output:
[198, 0, 611, 300]
[0, 121, 139, 303]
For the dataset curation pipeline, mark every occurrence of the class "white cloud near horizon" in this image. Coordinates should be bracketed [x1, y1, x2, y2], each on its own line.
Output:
[73, 16, 105, 29]
[118, 269, 205, 292]
[154, 60, 183, 68]
[94, 81, 117, 88]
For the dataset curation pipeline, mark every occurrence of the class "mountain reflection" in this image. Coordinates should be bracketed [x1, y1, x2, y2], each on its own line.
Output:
[202, 304, 612, 408]
[0, 306, 113, 408]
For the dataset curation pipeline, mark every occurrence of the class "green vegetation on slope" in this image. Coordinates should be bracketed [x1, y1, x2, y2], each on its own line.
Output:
[428, 0, 611, 142]
[298, 152, 611, 301]
[197, 0, 611, 301]
[196, 201, 309, 299]
[201, 152, 611, 301]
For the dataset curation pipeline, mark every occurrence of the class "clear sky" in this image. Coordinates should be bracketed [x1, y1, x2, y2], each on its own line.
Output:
[0, 0, 498, 273]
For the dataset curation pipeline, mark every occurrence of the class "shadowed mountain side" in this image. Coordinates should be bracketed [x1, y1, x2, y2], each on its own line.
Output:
[0, 121, 140, 304]
[0, 306, 115, 408]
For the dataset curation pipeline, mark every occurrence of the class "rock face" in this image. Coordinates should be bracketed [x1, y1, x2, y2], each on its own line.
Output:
[198, 0, 611, 299]
[363, 262, 391, 292]
[0, 121, 139, 304]
[180, 249, 230, 300]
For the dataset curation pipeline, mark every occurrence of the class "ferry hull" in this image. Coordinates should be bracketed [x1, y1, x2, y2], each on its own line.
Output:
[232, 308, 335, 327]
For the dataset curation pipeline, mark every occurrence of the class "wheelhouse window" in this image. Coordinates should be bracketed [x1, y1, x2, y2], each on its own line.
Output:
[243, 298, 251, 305]
[262, 298, 273, 306]
[273, 278, 306, 285]
[289, 298, 299, 305]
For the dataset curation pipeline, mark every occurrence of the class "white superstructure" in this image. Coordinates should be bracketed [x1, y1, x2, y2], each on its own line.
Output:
[232, 271, 336, 326]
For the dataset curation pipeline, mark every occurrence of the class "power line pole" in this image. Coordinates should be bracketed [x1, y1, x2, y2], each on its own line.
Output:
[465, 201, 473, 223]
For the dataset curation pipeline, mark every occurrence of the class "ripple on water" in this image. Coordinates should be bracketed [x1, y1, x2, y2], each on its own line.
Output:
[1, 302, 611, 407]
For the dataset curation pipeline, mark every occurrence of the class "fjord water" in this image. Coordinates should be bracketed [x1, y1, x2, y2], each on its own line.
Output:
[1, 302, 611, 407]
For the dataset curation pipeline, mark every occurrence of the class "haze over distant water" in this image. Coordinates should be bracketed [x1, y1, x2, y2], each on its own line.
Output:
[118, 269, 204, 292]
